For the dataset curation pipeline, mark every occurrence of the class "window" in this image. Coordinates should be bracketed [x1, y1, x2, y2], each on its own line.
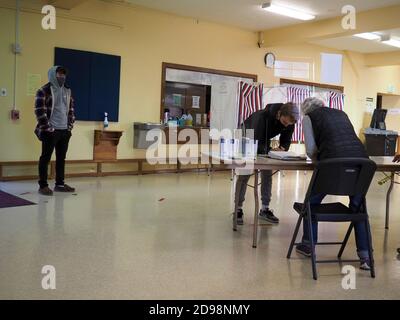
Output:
[274, 60, 311, 80]
[320, 53, 343, 85]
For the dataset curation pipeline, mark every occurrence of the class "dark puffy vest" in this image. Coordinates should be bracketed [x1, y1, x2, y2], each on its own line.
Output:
[308, 107, 367, 160]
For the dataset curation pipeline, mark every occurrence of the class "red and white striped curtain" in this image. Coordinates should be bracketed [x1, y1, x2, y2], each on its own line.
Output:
[287, 87, 311, 142]
[328, 91, 345, 110]
[237, 81, 264, 127]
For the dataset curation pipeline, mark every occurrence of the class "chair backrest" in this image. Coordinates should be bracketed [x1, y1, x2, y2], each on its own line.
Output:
[305, 158, 377, 199]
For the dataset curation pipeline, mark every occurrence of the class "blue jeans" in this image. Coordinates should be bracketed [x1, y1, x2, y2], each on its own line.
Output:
[301, 193, 370, 260]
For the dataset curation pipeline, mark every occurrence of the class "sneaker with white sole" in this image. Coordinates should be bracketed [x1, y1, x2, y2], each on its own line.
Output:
[233, 209, 244, 225]
[54, 184, 75, 193]
[296, 244, 312, 257]
[360, 259, 371, 271]
[259, 208, 279, 224]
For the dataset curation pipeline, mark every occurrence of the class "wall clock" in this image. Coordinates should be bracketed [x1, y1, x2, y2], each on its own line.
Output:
[264, 52, 276, 69]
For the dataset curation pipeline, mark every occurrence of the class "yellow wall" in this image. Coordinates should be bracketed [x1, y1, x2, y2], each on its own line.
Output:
[263, 46, 370, 137]
[0, 0, 399, 162]
[357, 65, 400, 138]
[1, 0, 267, 161]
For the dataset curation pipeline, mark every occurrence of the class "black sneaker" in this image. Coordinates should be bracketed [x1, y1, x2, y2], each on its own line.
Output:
[233, 209, 244, 225]
[296, 244, 312, 257]
[397, 248, 400, 254]
[259, 208, 279, 224]
[38, 186, 53, 196]
[54, 184, 75, 193]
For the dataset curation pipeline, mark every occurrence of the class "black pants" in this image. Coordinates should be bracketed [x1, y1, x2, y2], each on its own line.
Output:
[38, 130, 71, 188]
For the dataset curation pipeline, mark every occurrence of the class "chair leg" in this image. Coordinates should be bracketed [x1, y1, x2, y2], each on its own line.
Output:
[365, 219, 375, 278]
[307, 215, 318, 280]
[252, 170, 260, 249]
[232, 173, 240, 232]
[287, 215, 303, 259]
[338, 223, 353, 258]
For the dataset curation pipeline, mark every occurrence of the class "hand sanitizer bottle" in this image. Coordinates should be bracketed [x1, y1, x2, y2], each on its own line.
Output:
[103, 112, 109, 130]
[220, 138, 225, 159]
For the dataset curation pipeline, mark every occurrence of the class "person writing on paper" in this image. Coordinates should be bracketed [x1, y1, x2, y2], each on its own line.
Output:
[296, 97, 372, 270]
[234, 103, 299, 225]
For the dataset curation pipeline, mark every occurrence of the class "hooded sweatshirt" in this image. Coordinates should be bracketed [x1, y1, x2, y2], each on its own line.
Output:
[48, 66, 69, 130]
[34, 67, 75, 140]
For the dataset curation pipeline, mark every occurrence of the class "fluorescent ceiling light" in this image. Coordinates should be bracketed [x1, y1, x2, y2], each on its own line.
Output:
[262, 2, 315, 21]
[382, 38, 400, 48]
[353, 33, 381, 41]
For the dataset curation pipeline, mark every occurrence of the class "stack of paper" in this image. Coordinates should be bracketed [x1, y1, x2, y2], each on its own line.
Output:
[267, 151, 307, 161]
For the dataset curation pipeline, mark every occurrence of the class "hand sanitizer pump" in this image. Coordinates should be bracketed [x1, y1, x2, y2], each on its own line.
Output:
[103, 112, 109, 130]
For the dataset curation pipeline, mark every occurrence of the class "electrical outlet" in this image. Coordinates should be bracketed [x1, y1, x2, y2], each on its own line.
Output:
[11, 110, 20, 120]
[0, 88, 6, 97]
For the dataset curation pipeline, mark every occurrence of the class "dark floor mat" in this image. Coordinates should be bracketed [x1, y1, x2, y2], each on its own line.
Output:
[0, 190, 36, 209]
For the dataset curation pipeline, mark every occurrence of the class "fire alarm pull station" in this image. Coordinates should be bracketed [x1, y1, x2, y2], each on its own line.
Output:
[11, 109, 20, 120]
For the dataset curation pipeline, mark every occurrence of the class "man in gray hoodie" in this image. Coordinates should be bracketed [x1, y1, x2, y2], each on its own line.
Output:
[34, 66, 76, 196]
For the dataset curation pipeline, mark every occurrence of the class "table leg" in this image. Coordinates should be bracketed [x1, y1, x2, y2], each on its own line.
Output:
[233, 170, 239, 232]
[385, 172, 395, 230]
[253, 170, 259, 248]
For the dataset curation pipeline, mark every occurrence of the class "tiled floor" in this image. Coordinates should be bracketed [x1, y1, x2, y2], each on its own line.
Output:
[0, 171, 399, 299]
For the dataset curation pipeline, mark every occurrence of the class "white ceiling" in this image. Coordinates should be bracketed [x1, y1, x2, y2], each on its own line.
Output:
[311, 28, 400, 53]
[121, 0, 400, 31]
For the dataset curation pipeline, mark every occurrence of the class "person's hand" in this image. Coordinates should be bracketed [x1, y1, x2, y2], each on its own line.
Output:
[393, 154, 400, 163]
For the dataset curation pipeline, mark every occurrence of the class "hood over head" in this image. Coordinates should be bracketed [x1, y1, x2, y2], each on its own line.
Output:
[48, 65, 67, 88]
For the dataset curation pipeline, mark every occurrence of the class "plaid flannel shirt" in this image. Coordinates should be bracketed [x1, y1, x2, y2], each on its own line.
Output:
[34, 82, 75, 140]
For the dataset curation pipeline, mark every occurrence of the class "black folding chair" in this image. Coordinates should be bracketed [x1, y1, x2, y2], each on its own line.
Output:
[287, 158, 377, 280]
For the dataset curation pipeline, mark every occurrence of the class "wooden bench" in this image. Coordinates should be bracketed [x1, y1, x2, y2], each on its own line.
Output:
[0, 157, 226, 181]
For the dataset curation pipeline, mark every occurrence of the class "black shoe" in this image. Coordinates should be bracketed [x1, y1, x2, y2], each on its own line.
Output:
[296, 244, 311, 257]
[38, 186, 53, 196]
[233, 209, 244, 225]
[397, 248, 400, 254]
[54, 184, 75, 193]
[259, 208, 279, 224]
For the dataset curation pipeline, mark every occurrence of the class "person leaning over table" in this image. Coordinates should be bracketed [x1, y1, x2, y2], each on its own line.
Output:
[234, 102, 299, 225]
[295, 97, 373, 271]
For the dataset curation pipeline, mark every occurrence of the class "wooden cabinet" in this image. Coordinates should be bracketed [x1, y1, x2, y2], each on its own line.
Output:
[163, 81, 210, 125]
[93, 130, 123, 160]
[163, 126, 208, 144]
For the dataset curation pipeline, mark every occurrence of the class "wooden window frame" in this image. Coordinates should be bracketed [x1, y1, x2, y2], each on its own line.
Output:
[160, 62, 258, 121]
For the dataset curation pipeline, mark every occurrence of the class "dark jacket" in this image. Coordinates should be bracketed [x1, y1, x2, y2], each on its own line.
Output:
[243, 103, 295, 154]
[308, 107, 367, 161]
[34, 67, 75, 140]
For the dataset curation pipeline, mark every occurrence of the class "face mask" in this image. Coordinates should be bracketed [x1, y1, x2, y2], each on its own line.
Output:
[56, 75, 66, 87]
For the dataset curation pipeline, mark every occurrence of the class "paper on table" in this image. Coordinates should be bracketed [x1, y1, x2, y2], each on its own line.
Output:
[268, 151, 307, 161]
